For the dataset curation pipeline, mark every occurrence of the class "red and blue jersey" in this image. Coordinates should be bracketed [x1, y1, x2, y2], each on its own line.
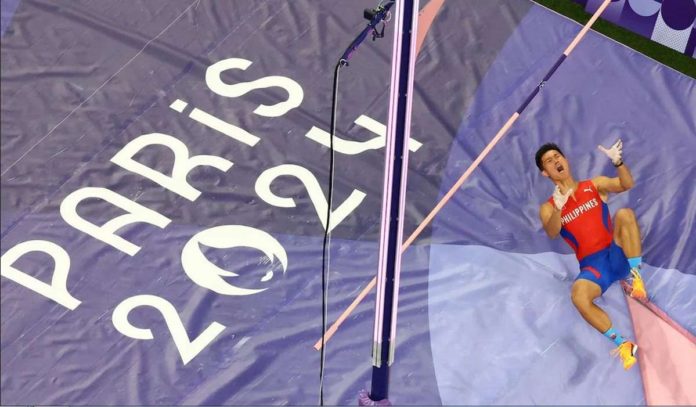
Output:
[548, 180, 613, 261]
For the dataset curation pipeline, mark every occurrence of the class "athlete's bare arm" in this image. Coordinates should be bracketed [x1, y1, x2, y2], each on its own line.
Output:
[539, 201, 562, 238]
[592, 162, 634, 201]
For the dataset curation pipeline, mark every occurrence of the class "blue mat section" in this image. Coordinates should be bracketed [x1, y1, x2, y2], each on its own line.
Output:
[428, 245, 695, 405]
[428, 245, 643, 405]
[0, 0, 21, 37]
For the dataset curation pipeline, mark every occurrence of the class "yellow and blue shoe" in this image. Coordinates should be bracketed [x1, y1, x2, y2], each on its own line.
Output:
[628, 267, 647, 300]
[612, 340, 638, 370]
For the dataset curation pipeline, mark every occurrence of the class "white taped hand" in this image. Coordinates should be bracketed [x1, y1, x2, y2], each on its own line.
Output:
[598, 139, 623, 166]
[553, 185, 573, 211]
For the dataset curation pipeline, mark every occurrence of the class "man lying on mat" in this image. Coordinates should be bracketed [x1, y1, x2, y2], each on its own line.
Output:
[535, 139, 647, 370]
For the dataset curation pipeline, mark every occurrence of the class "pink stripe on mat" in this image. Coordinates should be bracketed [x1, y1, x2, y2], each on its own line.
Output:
[415, 0, 445, 55]
[625, 295, 696, 405]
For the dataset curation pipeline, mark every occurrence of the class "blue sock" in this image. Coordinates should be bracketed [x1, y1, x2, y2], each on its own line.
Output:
[628, 256, 642, 270]
[604, 327, 626, 346]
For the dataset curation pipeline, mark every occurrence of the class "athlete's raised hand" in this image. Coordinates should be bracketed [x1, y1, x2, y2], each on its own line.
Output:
[552, 185, 573, 211]
[598, 139, 623, 167]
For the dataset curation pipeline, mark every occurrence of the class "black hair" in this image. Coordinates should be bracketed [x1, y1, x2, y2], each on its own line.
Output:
[535, 143, 564, 171]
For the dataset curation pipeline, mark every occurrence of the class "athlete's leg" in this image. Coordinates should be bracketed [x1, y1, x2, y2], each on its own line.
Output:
[613, 208, 647, 299]
[571, 278, 638, 369]
[571, 279, 610, 333]
[613, 208, 641, 258]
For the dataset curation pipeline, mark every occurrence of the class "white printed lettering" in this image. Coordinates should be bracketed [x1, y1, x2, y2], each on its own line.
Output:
[111, 133, 234, 201]
[304, 114, 423, 155]
[255, 164, 366, 232]
[181, 225, 287, 296]
[206, 58, 303, 117]
[112, 294, 225, 365]
[1, 240, 80, 310]
[60, 187, 171, 256]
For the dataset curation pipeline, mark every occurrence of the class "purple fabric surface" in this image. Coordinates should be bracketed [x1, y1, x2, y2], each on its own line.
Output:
[2, 0, 693, 405]
[1, 0, 527, 404]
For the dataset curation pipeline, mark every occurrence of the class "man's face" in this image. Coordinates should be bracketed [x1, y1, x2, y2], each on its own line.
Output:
[540, 149, 570, 181]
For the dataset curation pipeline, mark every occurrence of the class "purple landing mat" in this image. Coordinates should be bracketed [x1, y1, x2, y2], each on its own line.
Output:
[429, 3, 695, 405]
[433, 4, 696, 273]
[427, 245, 695, 405]
[2, 0, 694, 405]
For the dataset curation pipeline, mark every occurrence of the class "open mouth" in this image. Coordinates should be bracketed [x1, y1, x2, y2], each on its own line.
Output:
[556, 164, 565, 173]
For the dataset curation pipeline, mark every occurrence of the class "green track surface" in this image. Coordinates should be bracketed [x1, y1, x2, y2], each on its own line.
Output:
[533, 0, 696, 78]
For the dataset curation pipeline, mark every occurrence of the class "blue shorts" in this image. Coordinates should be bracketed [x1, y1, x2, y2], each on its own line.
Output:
[576, 242, 630, 293]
